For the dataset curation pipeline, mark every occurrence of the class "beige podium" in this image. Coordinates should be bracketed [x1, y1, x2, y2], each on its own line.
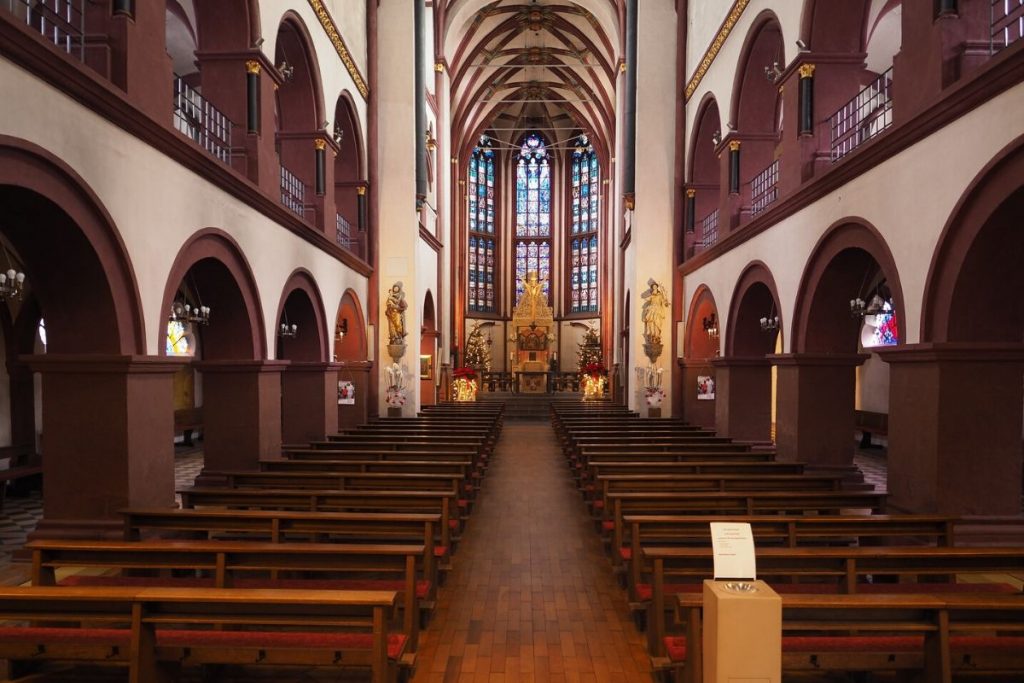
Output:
[702, 579, 781, 683]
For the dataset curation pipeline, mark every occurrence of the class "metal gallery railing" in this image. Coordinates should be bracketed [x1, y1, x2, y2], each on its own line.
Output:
[992, 0, 1024, 51]
[828, 67, 894, 162]
[698, 209, 719, 251]
[172, 75, 234, 165]
[5, 0, 84, 61]
[280, 164, 306, 217]
[750, 158, 780, 216]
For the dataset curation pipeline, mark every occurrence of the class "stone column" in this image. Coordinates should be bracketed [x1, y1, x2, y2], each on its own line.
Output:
[712, 357, 772, 442]
[770, 353, 867, 467]
[879, 343, 1024, 515]
[26, 355, 180, 538]
[195, 360, 286, 470]
[375, 0, 420, 415]
[282, 361, 340, 444]
[679, 359, 716, 429]
[337, 361, 372, 431]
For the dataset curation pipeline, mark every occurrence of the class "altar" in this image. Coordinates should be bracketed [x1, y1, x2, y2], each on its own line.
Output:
[509, 271, 556, 393]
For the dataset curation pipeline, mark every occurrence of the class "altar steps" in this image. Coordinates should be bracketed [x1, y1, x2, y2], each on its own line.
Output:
[477, 392, 585, 419]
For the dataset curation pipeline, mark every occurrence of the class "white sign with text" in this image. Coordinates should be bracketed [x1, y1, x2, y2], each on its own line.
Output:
[709, 522, 756, 580]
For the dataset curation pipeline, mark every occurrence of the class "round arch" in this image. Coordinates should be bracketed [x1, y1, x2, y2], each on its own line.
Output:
[922, 136, 1024, 343]
[687, 93, 722, 182]
[0, 136, 145, 355]
[274, 269, 329, 362]
[334, 289, 368, 362]
[798, 0, 871, 53]
[725, 260, 783, 357]
[684, 285, 721, 360]
[159, 229, 266, 360]
[274, 11, 327, 132]
[729, 10, 786, 132]
[791, 218, 905, 354]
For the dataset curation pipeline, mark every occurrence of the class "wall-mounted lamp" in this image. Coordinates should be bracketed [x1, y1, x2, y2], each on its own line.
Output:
[277, 60, 294, 83]
[795, 39, 808, 52]
[702, 313, 719, 340]
[335, 318, 348, 340]
[711, 130, 721, 146]
[764, 61, 783, 82]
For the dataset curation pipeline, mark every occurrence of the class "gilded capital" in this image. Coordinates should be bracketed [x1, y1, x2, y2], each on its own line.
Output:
[728, 140, 741, 151]
[799, 63, 816, 79]
[434, 62, 445, 73]
[356, 185, 367, 196]
[686, 188, 696, 198]
[314, 138, 328, 151]
[245, 60, 261, 75]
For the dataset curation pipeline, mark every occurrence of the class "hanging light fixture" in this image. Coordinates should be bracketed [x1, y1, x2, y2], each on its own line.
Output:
[702, 313, 719, 339]
[764, 60, 783, 82]
[335, 318, 348, 341]
[279, 310, 298, 339]
[760, 313, 779, 332]
[711, 130, 721, 146]
[169, 286, 211, 327]
[850, 293, 886, 319]
[0, 242, 26, 301]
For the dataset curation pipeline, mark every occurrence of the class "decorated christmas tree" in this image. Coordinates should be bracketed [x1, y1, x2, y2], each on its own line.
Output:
[576, 326, 602, 372]
[464, 322, 492, 371]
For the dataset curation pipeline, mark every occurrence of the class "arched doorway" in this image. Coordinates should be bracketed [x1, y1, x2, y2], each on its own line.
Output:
[781, 220, 903, 470]
[717, 262, 782, 442]
[275, 270, 332, 444]
[161, 230, 273, 475]
[0, 137, 163, 535]
[334, 290, 369, 430]
[682, 286, 721, 428]
[420, 291, 438, 406]
[887, 140, 1024, 515]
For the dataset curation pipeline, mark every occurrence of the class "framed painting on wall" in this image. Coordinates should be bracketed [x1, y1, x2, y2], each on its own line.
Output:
[420, 354, 433, 380]
[697, 375, 715, 400]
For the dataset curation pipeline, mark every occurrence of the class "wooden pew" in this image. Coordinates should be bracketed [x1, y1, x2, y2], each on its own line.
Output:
[666, 592, 1024, 683]
[27, 538, 428, 647]
[643, 545, 1024, 658]
[261, 457, 475, 477]
[589, 472, 861, 507]
[0, 586, 404, 683]
[178, 487, 459, 554]
[121, 507, 442, 586]
[581, 460, 806, 486]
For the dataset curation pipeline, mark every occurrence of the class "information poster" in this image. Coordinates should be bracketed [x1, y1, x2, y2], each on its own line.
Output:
[338, 380, 355, 405]
[709, 522, 756, 579]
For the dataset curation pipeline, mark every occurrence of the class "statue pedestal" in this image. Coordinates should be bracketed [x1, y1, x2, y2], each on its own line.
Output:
[387, 407, 403, 417]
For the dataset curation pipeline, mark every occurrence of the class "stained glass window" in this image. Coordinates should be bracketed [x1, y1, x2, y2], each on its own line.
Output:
[860, 301, 899, 348]
[570, 137, 599, 313]
[515, 133, 551, 302]
[166, 320, 195, 356]
[468, 140, 496, 312]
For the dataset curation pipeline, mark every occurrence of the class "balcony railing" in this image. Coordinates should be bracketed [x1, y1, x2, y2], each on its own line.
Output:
[698, 209, 719, 251]
[992, 0, 1024, 51]
[750, 158, 780, 216]
[172, 75, 234, 165]
[5, 0, 83, 62]
[829, 67, 893, 162]
[336, 213, 360, 250]
[280, 164, 306, 217]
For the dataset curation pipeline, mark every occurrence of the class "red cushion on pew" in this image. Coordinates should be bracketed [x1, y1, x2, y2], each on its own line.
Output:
[434, 545, 449, 558]
[458, 499, 469, 508]
[601, 521, 615, 532]
[619, 547, 632, 561]
[0, 626, 130, 646]
[664, 636, 687, 662]
[60, 576, 215, 588]
[784, 635, 923, 652]
[592, 500, 605, 510]
[233, 578, 432, 599]
[156, 629, 409, 660]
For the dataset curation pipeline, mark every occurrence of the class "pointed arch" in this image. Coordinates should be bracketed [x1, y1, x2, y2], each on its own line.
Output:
[274, 268, 329, 362]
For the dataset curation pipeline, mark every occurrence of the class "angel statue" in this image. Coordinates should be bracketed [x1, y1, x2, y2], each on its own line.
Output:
[518, 271, 545, 321]
[385, 282, 408, 344]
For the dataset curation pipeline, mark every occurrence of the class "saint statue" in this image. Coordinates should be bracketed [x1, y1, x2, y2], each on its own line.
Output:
[385, 282, 407, 344]
[641, 279, 669, 344]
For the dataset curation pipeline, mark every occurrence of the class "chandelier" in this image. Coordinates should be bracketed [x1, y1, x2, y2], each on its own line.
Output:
[169, 299, 210, 326]
[850, 293, 886, 319]
[760, 314, 779, 332]
[702, 313, 719, 339]
[335, 317, 348, 341]
[0, 268, 25, 301]
[279, 321, 298, 339]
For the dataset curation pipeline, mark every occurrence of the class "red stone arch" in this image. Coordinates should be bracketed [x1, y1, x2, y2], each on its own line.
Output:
[725, 261, 782, 358]
[274, 12, 326, 131]
[0, 136, 146, 355]
[729, 10, 786, 132]
[791, 218, 904, 354]
[683, 285, 720, 428]
[921, 136, 1024, 344]
[798, 0, 871, 53]
[333, 91, 366, 255]
[687, 93, 722, 182]
[684, 285, 721, 360]
[193, 0, 262, 52]
[335, 289, 368, 362]
[274, 269, 329, 362]
[159, 228, 266, 360]
[421, 290, 438, 405]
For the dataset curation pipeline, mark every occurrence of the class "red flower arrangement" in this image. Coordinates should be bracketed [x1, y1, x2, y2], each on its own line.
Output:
[453, 367, 478, 380]
[581, 362, 606, 379]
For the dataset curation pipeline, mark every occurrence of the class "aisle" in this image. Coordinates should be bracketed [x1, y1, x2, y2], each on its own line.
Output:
[412, 422, 652, 683]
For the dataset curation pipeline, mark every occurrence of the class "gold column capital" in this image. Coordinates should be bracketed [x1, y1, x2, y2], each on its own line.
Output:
[314, 138, 328, 151]
[728, 140, 741, 151]
[356, 185, 367, 196]
[245, 60, 261, 75]
[798, 63, 816, 79]
[686, 188, 696, 198]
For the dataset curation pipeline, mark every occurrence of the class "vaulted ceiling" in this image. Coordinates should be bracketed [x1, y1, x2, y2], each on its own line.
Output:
[440, 0, 623, 161]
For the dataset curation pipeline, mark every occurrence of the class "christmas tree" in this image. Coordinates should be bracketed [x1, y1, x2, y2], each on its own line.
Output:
[464, 322, 492, 371]
[576, 326, 602, 372]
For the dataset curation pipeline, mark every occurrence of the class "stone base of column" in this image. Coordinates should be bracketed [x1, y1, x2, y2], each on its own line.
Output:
[769, 353, 867, 466]
[879, 343, 1024, 515]
[195, 360, 286, 473]
[712, 356, 771, 442]
[282, 362, 340, 444]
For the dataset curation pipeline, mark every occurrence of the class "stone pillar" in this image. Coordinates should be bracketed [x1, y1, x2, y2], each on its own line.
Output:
[102, 0, 173, 121]
[712, 357, 771, 442]
[26, 355, 180, 538]
[282, 362, 339, 444]
[680, 359, 716, 429]
[376, 0, 419, 415]
[770, 353, 867, 467]
[195, 360, 285, 470]
[624, 0, 677, 416]
[879, 343, 1024, 515]
[337, 361, 372, 431]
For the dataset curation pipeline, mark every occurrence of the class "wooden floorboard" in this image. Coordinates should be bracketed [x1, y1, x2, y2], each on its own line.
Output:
[411, 421, 652, 683]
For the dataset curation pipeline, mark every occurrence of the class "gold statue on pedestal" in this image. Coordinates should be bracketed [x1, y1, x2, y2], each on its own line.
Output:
[511, 271, 555, 390]
[641, 278, 670, 363]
